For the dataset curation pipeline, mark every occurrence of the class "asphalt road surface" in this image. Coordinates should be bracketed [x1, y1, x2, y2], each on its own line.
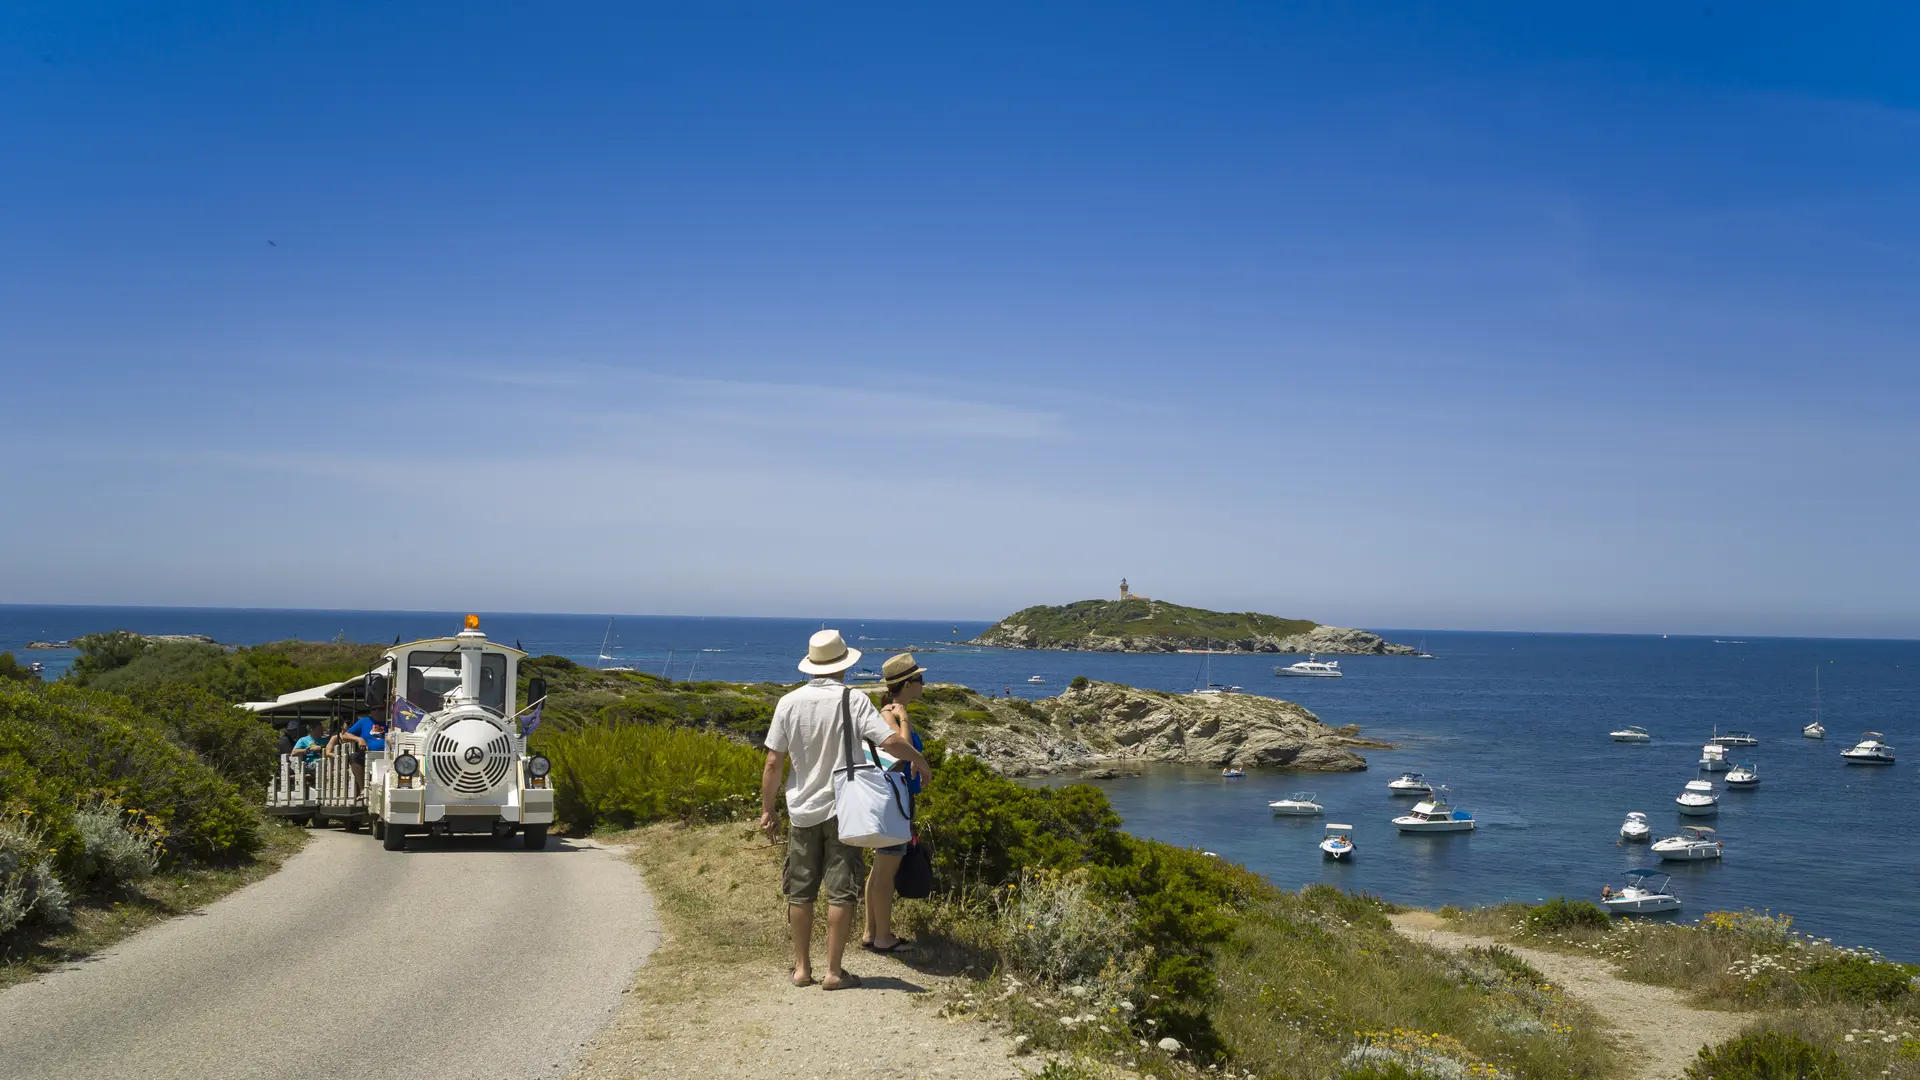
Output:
[0, 830, 660, 1080]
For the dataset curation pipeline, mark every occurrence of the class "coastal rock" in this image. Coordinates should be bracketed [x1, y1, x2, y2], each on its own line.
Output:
[944, 682, 1378, 774]
[970, 598, 1414, 655]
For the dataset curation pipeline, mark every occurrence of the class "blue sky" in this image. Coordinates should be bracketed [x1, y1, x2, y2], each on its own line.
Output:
[4, 4, 1919, 636]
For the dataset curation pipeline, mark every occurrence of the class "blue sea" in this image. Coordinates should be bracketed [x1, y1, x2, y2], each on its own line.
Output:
[5, 606, 1917, 957]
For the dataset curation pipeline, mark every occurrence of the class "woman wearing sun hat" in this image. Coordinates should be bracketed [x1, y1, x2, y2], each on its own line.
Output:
[862, 651, 927, 954]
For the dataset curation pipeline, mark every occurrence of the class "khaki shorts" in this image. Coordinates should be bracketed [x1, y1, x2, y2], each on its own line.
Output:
[784, 818, 865, 905]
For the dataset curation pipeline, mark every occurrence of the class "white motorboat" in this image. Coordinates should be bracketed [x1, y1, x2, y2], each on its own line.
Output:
[1652, 825, 1723, 861]
[1027, 675, 1045, 684]
[1675, 778, 1720, 815]
[1619, 811, 1651, 842]
[1387, 772, 1433, 796]
[1610, 725, 1652, 743]
[1724, 763, 1759, 788]
[1698, 743, 1731, 772]
[1841, 732, 1896, 765]
[1275, 654, 1343, 678]
[1319, 824, 1356, 860]
[1804, 721, 1825, 740]
[849, 669, 883, 682]
[1269, 791, 1323, 816]
[1392, 789, 1476, 833]
[1710, 730, 1760, 748]
[1602, 869, 1681, 914]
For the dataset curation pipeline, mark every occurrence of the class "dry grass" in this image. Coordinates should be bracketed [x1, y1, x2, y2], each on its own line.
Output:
[0, 815, 308, 989]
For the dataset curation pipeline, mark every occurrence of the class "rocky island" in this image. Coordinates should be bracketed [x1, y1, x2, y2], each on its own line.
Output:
[971, 595, 1416, 655]
[925, 680, 1389, 776]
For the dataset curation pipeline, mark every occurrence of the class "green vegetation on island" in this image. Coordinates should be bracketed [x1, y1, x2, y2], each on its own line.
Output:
[973, 597, 1415, 655]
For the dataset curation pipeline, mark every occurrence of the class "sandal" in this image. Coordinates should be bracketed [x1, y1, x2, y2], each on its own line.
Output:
[821, 971, 863, 991]
[863, 938, 914, 954]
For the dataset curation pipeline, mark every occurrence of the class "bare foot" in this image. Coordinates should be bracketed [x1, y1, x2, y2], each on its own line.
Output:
[821, 971, 862, 991]
[791, 968, 814, 987]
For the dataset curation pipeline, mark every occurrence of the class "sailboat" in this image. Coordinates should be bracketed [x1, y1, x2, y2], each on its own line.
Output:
[1803, 665, 1825, 739]
[1189, 641, 1241, 695]
[599, 617, 636, 673]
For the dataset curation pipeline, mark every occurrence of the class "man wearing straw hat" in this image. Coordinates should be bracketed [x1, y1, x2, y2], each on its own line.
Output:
[761, 629, 931, 990]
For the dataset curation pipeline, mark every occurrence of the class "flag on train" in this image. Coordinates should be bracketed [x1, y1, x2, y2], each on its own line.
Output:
[521, 698, 545, 736]
[392, 697, 428, 732]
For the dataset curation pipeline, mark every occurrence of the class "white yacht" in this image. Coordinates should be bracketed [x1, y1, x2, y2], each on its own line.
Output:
[1275, 654, 1343, 678]
[1610, 725, 1652, 743]
[1841, 732, 1896, 765]
[1602, 869, 1681, 914]
[1698, 743, 1731, 772]
[1804, 721, 1826, 740]
[1387, 772, 1433, 796]
[1675, 778, 1720, 815]
[1392, 789, 1476, 833]
[1269, 792, 1323, 816]
[1320, 824, 1356, 860]
[1724, 763, 1759, 789]
[1619, 811, 1651, 842]
[1710, 730, 1760, 748]
[1652, 825, 1723, 861]
[1027, 675, 1045, 684]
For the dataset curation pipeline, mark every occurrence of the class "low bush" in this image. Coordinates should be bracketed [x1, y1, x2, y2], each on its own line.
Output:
[1685, 1028, 1849, 1080]
[122, 685, 279, 788]
[1069, 675, 1089, 690]
[921, 685, 977, 706]
[1797, 956, 1915, 1005]
[0, 816, 71, 937]
[1524, 896, 1610, 933]
[0, 683, 259, 867]
[996, 867, 1141, 994]
[538, 723, 764, 831]
[73, 800, 162, 889]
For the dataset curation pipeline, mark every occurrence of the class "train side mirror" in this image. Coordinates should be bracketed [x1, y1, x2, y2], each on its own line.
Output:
[364, 673, 389, 709]
[527, 677, 547, 706]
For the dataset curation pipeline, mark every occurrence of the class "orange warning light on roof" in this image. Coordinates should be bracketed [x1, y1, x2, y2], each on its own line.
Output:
[465, 614, 481, 630]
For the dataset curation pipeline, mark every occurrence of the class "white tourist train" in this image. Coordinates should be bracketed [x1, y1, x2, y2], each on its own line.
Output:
[249, 615, 556, 850]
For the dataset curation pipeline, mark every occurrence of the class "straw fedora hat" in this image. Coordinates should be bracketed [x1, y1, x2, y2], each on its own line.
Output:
[797, 628, 862, 675]
[881, 652, 925, 686]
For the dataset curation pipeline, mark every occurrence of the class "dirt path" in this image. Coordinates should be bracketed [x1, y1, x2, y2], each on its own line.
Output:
[1389, 912, 1746, 1080]
[569, 947, 1035, 1079]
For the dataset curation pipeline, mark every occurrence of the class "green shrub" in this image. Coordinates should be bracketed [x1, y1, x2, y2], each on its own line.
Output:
[1685, 1029, 1848, 1080]
[538, 723, 763, 831]
[0, 815, 71, 938]
[0, 683, 259, 866]
[0, 653, 40, 683]
[921, 685, 976, 706]
[1525, 896, 1610, 933]
[1796, 955, 1914, 1004]
[84, 642, 270, 702]
[997, 867, 1141, 992]
[67, 631, 153, 682]
[950, 709, 995, 725]
[1465, 944, 1549, 989]
[123, 685, 279, 787]
[1069, 675, 1089, 690]
[73, 800, 162, 888]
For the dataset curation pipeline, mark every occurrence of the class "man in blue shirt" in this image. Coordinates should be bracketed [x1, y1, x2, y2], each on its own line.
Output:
[329, 710, 389, 793]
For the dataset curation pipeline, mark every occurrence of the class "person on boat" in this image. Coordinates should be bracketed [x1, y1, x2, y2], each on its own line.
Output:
[1600, 884, 1615, 900]
[862, 651, 927, 956]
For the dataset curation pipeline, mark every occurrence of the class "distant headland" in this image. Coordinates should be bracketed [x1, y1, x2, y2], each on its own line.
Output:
[970, 581, 1416, 655]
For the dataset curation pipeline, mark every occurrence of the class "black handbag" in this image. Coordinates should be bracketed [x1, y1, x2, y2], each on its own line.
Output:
[894, 833, 934, 899]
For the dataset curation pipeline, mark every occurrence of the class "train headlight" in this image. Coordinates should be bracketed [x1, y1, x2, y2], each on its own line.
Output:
[527, 755, 551, 779]
[393, 752, 420, 778]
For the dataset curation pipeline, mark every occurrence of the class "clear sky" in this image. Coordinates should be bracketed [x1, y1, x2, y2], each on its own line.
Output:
[4, 4, 1918, 637]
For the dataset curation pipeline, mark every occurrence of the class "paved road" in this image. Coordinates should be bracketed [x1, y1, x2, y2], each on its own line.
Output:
[0, 831, 660, 1080]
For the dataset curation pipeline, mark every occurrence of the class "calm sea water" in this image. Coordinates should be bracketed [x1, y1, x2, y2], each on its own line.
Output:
[5, 606, 1916, 957]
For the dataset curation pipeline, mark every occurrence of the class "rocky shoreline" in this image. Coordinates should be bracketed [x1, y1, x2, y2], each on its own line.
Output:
[26, 633, 218, 650]
[934, 681, 1388, 776]
[973, 621, 1416, 656]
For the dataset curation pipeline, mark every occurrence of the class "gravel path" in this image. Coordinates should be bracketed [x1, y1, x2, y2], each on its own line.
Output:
[571, 943, 1035, 1079]
[1389, 913, 1746, 1080]
[0, 831, 661, 1080]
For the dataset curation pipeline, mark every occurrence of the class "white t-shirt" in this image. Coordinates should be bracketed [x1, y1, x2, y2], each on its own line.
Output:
[765, 678, 896, 828]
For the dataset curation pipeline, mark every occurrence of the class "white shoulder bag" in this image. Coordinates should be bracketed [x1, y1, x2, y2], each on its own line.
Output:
[830, 689, 914, 848]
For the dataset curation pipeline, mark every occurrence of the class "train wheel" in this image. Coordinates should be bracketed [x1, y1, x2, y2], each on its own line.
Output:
[522, 824, 548, 851]
[312, 815, 329, 829]
[373, 818, 387, 841]
[343, 816, 364, 833]
[383, 825, 408, 852]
